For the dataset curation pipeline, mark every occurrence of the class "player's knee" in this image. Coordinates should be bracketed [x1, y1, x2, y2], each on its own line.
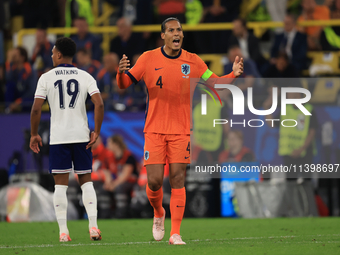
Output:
[170, 172, 185, 188]
[148, 177, 163, 191]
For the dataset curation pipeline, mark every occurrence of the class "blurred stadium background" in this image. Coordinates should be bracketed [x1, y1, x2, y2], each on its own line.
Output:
[1, 0, 340, 228]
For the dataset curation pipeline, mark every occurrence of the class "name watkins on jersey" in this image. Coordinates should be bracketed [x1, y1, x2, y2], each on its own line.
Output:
[55, 70, 78, 75]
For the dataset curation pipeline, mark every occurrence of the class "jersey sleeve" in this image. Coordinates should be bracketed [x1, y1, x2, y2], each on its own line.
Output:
[195, 54, 209, 79]
[127, 52, 148, 83]
[34, 75, 47, 100]
[87, 74, 100, 96]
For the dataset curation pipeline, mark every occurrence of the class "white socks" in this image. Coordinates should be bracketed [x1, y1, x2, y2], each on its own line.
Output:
[54, 185, 69, 235]
[81, 182, 98, 229]
[54, 182, 98, 235]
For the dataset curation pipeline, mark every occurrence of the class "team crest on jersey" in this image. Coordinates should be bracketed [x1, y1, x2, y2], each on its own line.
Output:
[181, 64, 190, 75]
[144, 151, 149, 160]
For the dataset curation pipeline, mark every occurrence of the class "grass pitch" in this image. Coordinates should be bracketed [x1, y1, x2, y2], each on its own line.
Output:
[1, 217, 339, 255]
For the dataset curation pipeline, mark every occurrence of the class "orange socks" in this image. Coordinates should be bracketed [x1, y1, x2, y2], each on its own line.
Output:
[170, 187, 186, 236]
[146, 184, 164, 218]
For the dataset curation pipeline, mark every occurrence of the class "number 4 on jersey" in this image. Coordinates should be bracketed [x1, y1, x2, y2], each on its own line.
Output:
[156, 76, 163, 89]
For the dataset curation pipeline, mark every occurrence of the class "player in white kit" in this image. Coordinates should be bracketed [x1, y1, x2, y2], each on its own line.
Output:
[30, 37, 104, 242]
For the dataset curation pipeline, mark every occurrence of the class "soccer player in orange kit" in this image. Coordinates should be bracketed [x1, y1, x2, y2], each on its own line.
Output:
[117, 17, 244, 245]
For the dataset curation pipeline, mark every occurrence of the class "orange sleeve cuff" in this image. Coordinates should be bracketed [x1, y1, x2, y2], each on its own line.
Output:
[116, 71, 133, 89]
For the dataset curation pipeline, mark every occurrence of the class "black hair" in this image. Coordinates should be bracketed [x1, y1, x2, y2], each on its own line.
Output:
[16, 46, 28, 62]
[55, 37, 77, 58]
[161, 17, 181, 33]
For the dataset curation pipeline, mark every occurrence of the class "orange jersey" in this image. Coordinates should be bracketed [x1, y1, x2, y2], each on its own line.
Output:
[127, 47, 208, 135]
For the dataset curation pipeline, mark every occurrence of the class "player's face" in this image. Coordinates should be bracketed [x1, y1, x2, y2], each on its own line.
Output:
[161, 20, 184, 52]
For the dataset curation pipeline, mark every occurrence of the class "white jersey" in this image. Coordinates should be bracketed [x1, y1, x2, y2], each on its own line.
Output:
[34, 65, 100, 145]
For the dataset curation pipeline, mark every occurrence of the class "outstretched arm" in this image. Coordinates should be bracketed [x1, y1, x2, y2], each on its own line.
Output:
[213, 56, 243, 79]
[205, 56, 244, 88]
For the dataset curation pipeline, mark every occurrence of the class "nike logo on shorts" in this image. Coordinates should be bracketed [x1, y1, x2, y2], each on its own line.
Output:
[185, 156, 190, 159]
[155, 67, 163, 71]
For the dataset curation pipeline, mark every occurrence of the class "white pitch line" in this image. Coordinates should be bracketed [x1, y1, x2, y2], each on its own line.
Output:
[0, 235, 339, 249]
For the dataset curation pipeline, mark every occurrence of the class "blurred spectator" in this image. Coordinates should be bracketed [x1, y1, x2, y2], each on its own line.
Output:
[224, 45, 261, 92]
[265, 52, 299, 78]
[71, 17, 102, 62]
[106, 135, 138, 218]
[271, 15, 308, 73]
[91, 136, 116, 218]
[201, 0, 241, 53]
[228, 18, 268, 75]
[266, 0, 288, 33]
[247, 0, 271, 22]
[264, 90, 317, 178]
[98, 53, 146, 111]
[31, 29, 54, 77]
[320, 0, 340, 51]
[182, 0, 204, 53]
[76, 48, 102, 78]
[62, 0, 94, 28]
[5, 47, 36, 113]
[298, 0, 330, 50]
[92, 136, 116, 186]
[154, 0, 186, 23]
[110, 17, 145, 60]
[0, 0, 5, 66]
[97, 53, 119, 106]
[0, 0, 7, 103]
[185, 0, 203, 25]
[57, 0, 93, 32]
[218, 130, 255, 163]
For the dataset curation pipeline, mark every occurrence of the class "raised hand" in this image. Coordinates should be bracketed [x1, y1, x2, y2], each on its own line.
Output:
[232, 56, 244, 77]
[118, 54, 130, 73]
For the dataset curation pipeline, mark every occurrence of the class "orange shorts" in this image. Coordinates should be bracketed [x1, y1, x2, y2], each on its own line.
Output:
[144, 133, 190, 165]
